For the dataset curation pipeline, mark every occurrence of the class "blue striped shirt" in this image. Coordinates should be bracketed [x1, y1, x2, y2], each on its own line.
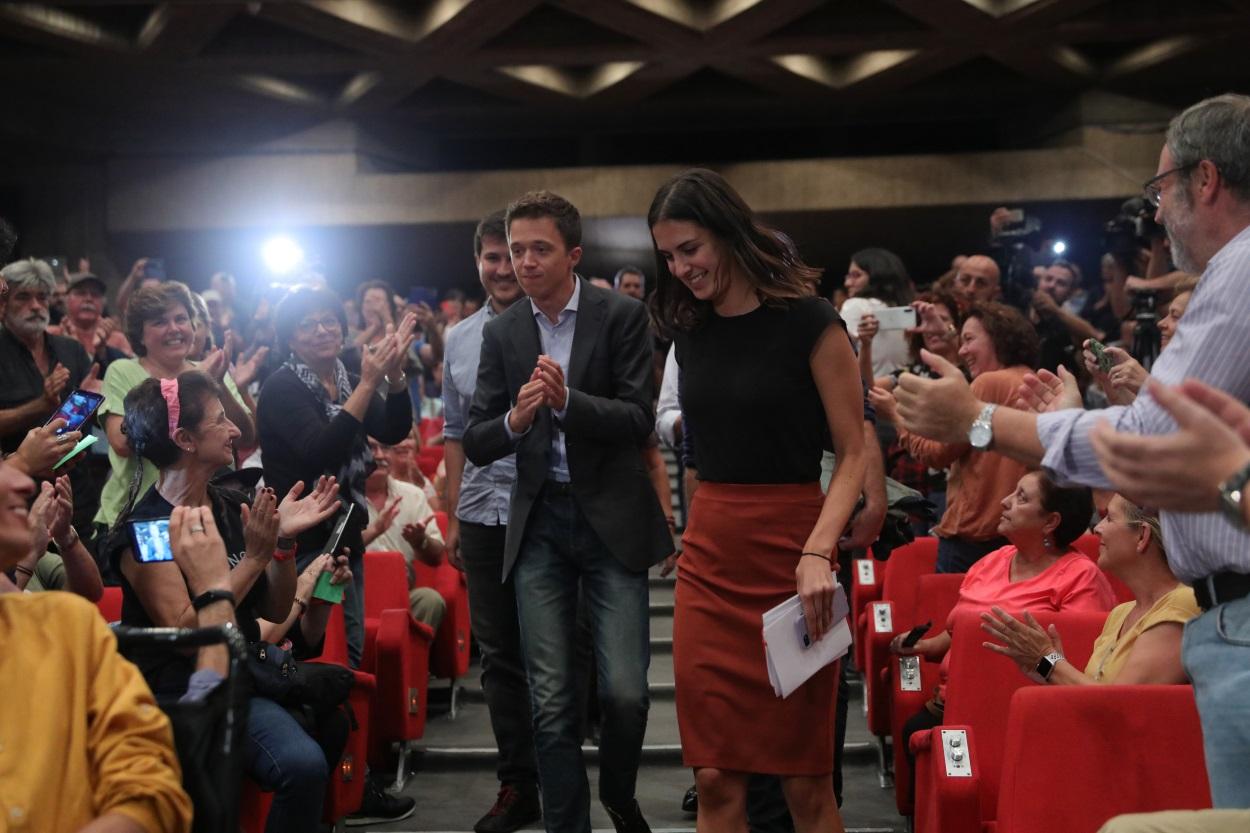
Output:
[443, 302, 516, 526]
[1036, 224, 1250, 583]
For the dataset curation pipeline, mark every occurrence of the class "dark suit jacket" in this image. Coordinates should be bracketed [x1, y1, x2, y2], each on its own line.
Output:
[463, 277, 672, 578]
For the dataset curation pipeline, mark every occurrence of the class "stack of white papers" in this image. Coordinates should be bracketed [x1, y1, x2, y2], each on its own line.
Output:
[762, 585, 852, 699]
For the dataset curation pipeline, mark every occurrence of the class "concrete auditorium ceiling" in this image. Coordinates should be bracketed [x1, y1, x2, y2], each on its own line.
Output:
[2, 0, 1248, 169]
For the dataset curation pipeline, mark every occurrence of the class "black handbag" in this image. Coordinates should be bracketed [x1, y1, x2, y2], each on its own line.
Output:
[246, 641, 353, 717]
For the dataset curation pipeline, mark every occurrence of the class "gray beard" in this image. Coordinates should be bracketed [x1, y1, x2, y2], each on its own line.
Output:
[1167, 227, 1200, 275]
[7, 317, 47, 340]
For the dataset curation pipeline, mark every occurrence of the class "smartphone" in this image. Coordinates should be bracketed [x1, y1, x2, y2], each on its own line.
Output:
[54, 434, 98, 470]
[129, 517, 174, 563]
[1088, 339, 1114, 374]
[46, 389, 105, 435]
[312, 570, 346, 605]
[321, 503, 354, 563]
[142, 258, 166, 280]
[901, 620, 932, 649]
[875, 306, 918, 331]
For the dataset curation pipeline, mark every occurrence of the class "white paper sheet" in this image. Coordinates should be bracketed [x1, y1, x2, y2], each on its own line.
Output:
[763, 585, 853, 699]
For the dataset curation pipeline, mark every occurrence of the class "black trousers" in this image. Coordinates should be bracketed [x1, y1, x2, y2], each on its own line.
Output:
[460, 521, 538, 787]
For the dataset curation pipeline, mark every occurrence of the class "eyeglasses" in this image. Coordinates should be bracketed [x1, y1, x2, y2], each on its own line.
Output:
[1142, 162, 1199, 209]
[296, 316, 340, 334]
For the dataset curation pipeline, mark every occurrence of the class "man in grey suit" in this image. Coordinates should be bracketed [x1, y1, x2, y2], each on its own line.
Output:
[464, 191, 672, 833]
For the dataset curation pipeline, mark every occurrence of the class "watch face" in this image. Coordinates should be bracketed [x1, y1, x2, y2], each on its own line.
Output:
[969, 422, 992, 449]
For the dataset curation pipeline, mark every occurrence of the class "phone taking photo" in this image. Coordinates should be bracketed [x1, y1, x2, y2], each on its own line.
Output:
[129, 517, 174, 563]
[46, 389, 104, 435]
[901, 620, 932, 649]
[1088, 339, 1114, 374]
[321, 503, 353, 560]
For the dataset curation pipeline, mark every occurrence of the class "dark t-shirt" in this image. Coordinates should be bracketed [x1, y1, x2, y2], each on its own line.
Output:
[106, 483, 267, 695]
[0, 328, 92, 453]
[675, 296, 846, 484]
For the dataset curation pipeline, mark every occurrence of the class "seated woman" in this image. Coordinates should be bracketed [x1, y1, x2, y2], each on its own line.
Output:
[103, 369, 343, 833]
[982, 494, 1199, 684]
[890, 470, 1117, 753]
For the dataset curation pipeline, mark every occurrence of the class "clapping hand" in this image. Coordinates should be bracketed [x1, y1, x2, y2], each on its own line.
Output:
[231, 343, 269, 390]
[241, 487, 280, 564]
[895, 350, 983, 444]
[535, 355, 567, 411]
[277, 476, 341, 538]
[508, 366, 548, 434]
[201, 348, 229, 383]
[980, 607, 1061, 677]
[42, 363, 70, 409]
[1015, 366, 1081, 414]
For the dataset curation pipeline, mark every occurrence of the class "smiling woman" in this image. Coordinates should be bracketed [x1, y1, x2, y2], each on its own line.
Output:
[94, 281, 255, 532]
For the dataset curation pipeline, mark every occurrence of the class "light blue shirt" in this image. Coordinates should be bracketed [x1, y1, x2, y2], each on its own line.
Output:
[503, 277, 579, 482]
[1036, 223, 1250, 583]
[443, 302, 516, 525]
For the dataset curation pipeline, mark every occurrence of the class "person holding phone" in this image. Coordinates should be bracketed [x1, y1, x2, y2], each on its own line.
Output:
[839, 247, 915, 384]
[102, 369, 342, 833]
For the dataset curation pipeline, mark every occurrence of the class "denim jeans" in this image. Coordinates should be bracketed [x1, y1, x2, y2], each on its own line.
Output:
[1182, 595, 1250, 808]
[245, 697, 329, 833]
[513, 489, 650, 833]
[936, 535, 1007, 574]
[460, 521, 538, 788]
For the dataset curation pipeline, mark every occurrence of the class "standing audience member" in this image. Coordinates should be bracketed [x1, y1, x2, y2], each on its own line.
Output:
[442, 210, 541, 833]
[95, 282, 254, 532]
[614, 266, 647, 300]
[257, 286, 415, 671]
[48, 271, 133, 368]
[840, 247, 914, 382]
[894, 93, 1250, 809]
[0, 455, 194, 833]
[878, 302, 1038, 573]
[649, 168, 866, 833]
[464, 191, 671, 833]
[951, 255, 1001, 311]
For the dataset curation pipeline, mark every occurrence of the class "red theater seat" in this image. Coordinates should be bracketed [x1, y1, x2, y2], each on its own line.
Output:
[412, 511, 472, 718]
[910, 609, 1108, 833]
[416, 446, 444, 479]
[996, 685, 1210, 833]
[851, 555, 886, 673]
[362, 550, 435, 785]
[889, 572, 964, 816]
[96, 585, 123, 623]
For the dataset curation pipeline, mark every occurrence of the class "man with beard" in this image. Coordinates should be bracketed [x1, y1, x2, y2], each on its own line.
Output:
[0, 259, 97, 456]
[49, 272, 133, 371]
[441, 210, 541, 833]
[892, 93, 1250, 810]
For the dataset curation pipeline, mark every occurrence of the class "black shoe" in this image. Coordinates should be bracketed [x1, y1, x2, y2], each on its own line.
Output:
[473, 783, 542, 833]
[345, 777, 417, 827]
[681, 785, 698, 814]
[605, 800, 652, 833]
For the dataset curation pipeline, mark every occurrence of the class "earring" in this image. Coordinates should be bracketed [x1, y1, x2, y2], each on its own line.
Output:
[1043, 535, 1054, 549]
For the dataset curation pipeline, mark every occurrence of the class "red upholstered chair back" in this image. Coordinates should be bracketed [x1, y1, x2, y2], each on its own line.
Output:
[363, 551, 411, 616]
[943, 609, 1108, 822]
[1071, 533, 1134, 604]
[881, 537, 939, 616]
[433, 511, 449, 539]
[996, 686, 1211, 833]
[417, 447, 444, 479]
[96, 585, 123, 623]
[1072, 532, 1100, 560]
[913, 573, 964, 632]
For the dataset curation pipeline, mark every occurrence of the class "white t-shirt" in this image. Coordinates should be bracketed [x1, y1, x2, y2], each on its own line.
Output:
[840, 296, 909, 378]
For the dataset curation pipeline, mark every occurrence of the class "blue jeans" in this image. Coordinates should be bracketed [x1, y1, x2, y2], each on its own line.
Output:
[1182, 595, 1250, 808]
[513, 489, 651, 833]
[245, 697, 329, 833]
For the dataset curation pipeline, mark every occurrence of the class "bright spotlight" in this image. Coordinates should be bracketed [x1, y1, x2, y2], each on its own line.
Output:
[1051, 240, 1067, 256]
[262, 236, 304, 275]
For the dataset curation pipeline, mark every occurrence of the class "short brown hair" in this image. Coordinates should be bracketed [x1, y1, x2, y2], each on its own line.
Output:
[474, 210, 507, 257]
[505, 191, 581, 250]
[125, 281, 196, 357]
[964, 301, 1039, 370]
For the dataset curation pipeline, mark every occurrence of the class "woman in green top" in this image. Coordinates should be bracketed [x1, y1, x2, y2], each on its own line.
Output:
[94, 281, 255, 528]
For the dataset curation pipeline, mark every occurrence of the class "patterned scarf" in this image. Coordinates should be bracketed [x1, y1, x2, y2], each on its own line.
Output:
[284, 357, 373, 515]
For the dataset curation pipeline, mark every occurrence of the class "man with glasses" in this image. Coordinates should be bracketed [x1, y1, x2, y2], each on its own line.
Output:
[892, 92, 1250, 809]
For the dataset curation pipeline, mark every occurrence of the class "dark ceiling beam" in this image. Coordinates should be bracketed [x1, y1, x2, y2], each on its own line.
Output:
[549, 0, 704, 52]
[255, 0, 422, 57]
[137, 3, 242, 59]
[705, 0, 826, 46]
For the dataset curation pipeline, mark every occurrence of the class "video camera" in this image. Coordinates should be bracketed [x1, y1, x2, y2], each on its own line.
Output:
[991, 210, 1044, 313]
[1103, 197, 1164, 254]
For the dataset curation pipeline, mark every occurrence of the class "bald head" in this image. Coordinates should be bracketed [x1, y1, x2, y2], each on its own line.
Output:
[954, 255, 1001, 308]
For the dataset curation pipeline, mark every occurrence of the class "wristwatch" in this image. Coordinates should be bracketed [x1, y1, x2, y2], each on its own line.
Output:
[1035, 651, 1065, 682]
[968, 403, 998, 451]
[1218, 459, 1250, 530]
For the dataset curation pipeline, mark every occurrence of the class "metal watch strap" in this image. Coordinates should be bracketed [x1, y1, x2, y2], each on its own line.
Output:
[1219, 459, 1250, 529]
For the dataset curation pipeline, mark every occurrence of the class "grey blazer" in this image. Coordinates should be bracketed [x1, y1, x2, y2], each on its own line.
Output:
[463, 277, 672, 579]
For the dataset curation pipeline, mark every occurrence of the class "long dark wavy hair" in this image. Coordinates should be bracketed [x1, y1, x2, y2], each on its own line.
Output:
[647, 168, 822, 335]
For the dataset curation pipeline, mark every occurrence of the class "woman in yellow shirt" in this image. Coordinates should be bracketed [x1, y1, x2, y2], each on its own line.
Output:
[982, 494, 1199, 684]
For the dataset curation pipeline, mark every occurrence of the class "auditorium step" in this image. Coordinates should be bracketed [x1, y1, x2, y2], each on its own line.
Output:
[369, 566, 899, 832]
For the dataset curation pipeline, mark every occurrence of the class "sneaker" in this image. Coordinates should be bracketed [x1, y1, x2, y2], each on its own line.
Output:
[473, 783, 542, 833]
[345, 777, 417, 827]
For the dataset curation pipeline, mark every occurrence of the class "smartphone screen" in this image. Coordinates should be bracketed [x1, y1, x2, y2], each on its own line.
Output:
[321, 503, 354, 559]
[129, 518, 174, 563]
[46, 389, 105, 435]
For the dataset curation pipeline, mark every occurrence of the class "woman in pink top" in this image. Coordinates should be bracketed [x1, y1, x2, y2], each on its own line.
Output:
[890, 470, 1116, 770]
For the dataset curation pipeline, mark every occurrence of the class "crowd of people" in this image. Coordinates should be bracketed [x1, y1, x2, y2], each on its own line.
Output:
[0, 90, 1248, 833]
